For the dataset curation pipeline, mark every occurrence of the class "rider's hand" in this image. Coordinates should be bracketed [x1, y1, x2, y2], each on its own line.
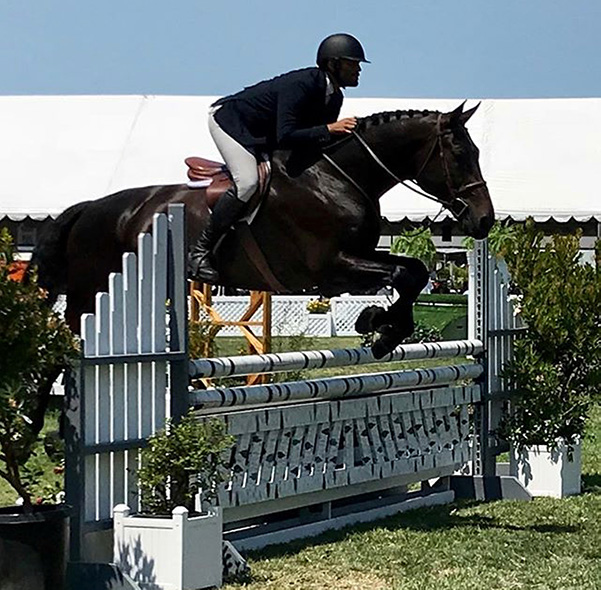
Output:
[328, 117, 357, 135]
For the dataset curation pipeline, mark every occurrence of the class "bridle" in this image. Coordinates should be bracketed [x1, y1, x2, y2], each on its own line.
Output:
[323, 113, 487, 220]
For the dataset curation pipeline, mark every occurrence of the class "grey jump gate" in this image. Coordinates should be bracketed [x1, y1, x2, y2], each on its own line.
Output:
[65, 205, 521, 560]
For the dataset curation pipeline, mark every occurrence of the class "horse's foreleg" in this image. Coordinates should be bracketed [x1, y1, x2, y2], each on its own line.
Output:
[367, 252, 429, 357]
[318, 252, 397, 332]
[318, 252, 397, 295]
[370, 251, 430, 300]
[320, 252, 429, 358]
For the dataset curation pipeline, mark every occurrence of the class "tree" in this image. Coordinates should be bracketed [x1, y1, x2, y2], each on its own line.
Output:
[0, 229, 77, 508]
[391, 228, 437, 270]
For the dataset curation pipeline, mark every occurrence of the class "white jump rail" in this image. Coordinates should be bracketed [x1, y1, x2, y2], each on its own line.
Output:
[191, 363, 482, 408]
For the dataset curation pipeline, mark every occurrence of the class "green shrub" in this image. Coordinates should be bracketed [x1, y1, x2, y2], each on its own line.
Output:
[462, 219, 521, 253]
[497, 222, 601, 450]
[137, 413, 234, 514]
[189, 318, 222, 359]
[402, 320, 442, 344]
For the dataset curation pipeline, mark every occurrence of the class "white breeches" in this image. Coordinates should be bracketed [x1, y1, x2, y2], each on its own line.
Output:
[208, 107, 259, 203]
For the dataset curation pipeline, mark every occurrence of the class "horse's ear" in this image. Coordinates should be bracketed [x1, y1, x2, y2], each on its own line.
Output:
[448, 101, 467, 124]
[458, 102, 481, 125]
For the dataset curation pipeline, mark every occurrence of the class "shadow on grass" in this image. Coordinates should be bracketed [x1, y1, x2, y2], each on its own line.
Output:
[242, 499, 580, 562]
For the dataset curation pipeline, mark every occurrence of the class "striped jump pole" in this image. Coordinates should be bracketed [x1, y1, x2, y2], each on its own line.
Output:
[190, 362, 483, 409]
[189, 338, 483, 380]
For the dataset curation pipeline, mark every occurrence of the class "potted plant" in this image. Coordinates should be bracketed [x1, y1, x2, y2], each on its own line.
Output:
[0, 228, 77, 589]
[306, 297, 333, 336]
[113, 412, 234, 590]
[495, 222, 601, 497]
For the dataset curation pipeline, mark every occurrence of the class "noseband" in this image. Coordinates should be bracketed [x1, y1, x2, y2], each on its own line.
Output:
[323, 114, 487, 220]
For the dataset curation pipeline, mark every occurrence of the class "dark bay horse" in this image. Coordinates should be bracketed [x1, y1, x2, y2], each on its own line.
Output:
[33, 102, 494, 358]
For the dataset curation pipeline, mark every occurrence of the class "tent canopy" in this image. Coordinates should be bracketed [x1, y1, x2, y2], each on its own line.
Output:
[1, 95, 599, 223]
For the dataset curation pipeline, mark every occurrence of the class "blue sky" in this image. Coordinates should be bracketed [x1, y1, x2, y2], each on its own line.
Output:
[2, 0, 600, 98]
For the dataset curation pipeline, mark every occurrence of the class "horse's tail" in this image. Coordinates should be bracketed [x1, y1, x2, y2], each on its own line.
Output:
[27, 201, 90, 304]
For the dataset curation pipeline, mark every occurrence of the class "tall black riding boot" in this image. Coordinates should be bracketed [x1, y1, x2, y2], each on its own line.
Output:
[188, 188, 246, 284]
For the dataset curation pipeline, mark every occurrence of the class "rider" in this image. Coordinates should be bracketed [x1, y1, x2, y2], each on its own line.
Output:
[188, 33, 370, 284]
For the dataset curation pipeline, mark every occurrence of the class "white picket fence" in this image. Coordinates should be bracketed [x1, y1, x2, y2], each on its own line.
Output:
[65, 205, 189, 561]
[202, 295, 393, 337]
[55, 290, 443, 338]
[65, 206, 521, 560]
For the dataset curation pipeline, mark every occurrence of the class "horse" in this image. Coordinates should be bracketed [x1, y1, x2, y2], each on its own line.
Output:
[32, 102, 494, 360]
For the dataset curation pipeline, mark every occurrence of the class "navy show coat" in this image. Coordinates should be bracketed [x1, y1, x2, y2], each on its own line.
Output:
[212, 67, 343, 176]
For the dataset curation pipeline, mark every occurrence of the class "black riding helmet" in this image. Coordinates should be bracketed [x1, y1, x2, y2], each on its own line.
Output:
[316, 33, 370, 67]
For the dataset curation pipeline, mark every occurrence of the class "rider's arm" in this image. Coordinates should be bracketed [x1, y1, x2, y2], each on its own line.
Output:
[276, 94, 329, 146]
[275, 77, 333, 147]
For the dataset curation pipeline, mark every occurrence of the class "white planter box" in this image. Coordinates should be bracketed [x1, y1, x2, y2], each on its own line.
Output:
[306, 313, 333, 336]
[113, 504, 222, 590]
[510, 440, 581, 498]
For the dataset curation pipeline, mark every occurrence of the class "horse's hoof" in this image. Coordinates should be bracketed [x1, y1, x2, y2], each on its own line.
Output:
[355, 305, 388, 334]
[375, 323, 395, 336]
[371, 334, 397, 359]
[371, 321, 416, 359]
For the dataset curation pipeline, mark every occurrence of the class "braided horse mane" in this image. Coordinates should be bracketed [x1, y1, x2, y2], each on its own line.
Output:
[323, 109, 438, 156]
[355, 109, 438, 132]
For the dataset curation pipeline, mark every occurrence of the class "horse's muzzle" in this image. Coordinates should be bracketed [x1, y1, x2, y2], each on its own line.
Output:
[468, 212, 495, 240]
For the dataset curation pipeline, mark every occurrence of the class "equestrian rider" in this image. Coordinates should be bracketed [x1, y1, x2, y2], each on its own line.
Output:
[188, 33, 369, 284]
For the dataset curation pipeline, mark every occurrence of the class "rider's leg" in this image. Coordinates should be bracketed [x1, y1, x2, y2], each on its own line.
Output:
[188, 108, 259, 284]
[188, 187, 247, 283]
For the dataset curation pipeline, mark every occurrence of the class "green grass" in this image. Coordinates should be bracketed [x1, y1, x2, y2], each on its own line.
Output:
[223, 406, 601, 590]
[414, 302, 467, 336]
[8, 336, 600, 589]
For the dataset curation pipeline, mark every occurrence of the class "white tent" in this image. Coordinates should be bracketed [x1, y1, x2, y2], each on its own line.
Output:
[1, 95, 600, 223]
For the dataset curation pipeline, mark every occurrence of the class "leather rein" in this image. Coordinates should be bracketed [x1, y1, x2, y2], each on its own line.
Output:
[322, 113, 487, 221]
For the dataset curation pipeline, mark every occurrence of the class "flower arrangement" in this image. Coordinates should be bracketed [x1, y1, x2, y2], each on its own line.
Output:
[306, 298, 331, 314]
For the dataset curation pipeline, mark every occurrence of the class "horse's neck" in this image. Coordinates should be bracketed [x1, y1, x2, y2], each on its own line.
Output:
[334, 115, 435, 199]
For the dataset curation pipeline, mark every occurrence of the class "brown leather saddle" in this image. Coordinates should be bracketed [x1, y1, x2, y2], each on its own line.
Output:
[184, 156, 271, 210]
[184, 156, 286, 292]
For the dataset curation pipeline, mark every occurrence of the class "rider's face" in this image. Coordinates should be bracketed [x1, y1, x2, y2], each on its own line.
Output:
[335, 59, 362, 88]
